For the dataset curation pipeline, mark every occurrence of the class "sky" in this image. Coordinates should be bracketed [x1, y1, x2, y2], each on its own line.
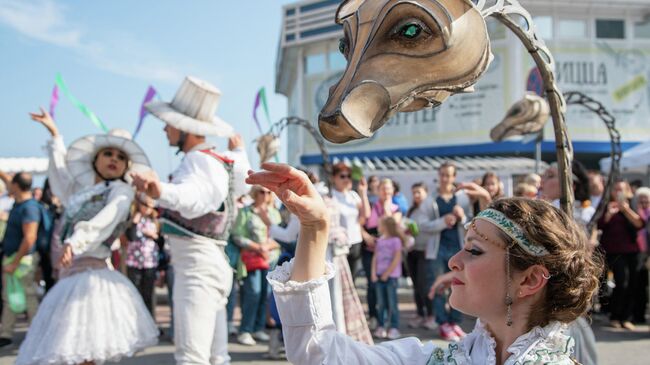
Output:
[0, 0, 296, 179]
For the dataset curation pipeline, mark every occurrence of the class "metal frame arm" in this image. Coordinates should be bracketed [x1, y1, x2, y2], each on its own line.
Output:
[564, 91, 622, 232]
[268, 116, 333, 179]
[476, 0, 575, 217]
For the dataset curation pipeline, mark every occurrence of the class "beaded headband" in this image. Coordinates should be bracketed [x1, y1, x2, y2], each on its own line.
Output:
[471, 208, 550, 257]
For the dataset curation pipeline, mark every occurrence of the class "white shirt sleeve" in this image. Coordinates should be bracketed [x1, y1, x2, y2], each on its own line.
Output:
[221, 147, 252, 197]
[65, 183, 134, 256]
[270, 214, 301, 243]
[267, 260, 437, 365]
[46, 135, 75, 203]
[350, 190, 362, 207]
[158, 152, 228, 219]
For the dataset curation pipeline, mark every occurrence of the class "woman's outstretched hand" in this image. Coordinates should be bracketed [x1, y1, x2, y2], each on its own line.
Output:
[29, 107, 59, 137]
[246, 163, 328, 229]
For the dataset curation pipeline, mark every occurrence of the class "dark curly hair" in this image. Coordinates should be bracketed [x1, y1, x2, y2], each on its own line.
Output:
[572, 160, 590, 203]
[488, 198, 603, 329]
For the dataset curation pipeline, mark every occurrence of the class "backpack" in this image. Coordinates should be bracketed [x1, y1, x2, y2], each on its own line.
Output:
[35, 202, 54, 253]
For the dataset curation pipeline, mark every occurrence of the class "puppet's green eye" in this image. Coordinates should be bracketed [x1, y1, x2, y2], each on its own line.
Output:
[400, 23, 422, 39]
[339, 38, 349, 54]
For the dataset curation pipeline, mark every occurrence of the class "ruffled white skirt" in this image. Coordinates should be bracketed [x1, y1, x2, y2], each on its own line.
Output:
[15, 268, 158, 365]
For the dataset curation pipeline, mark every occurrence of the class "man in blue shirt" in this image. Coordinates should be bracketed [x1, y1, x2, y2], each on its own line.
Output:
[0, 171, 40, 348]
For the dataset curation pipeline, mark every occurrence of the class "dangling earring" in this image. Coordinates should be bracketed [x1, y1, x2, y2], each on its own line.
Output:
[505, 246, 513, 327]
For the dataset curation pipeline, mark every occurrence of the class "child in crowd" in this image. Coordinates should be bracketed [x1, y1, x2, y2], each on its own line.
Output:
[125, 194, 160, 316]
[371, 216, 405, 340]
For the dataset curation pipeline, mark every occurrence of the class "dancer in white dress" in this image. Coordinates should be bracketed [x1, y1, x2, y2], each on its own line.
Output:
[246, 163, 603, 365]
[16, 109, 158, 365]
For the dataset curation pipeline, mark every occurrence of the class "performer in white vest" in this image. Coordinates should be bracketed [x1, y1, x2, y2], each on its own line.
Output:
[131, 76, 250, 365]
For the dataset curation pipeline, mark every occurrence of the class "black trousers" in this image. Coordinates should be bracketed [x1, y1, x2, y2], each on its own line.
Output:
[38, 247, 55, 292]
[127, 267, 157, 316]
[406, 250, 433, 317]
[633, 254, 649, 323]
[347, 242, 362, 280]
[606, 253, 642, 322]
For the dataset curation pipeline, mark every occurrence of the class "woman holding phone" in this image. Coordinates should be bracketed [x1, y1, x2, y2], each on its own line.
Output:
[598, 180, 645, 330]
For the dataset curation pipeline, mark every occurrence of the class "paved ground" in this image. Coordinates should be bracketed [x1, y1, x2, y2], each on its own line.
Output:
[1, 284, 649, 364]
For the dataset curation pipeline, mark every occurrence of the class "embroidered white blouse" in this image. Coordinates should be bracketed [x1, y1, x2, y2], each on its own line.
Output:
[158, 143, 250, 219]
[47, 136, 134, 259]
[268, 260, 576, 365]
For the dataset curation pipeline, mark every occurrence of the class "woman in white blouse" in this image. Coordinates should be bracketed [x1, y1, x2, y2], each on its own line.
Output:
[247, 163, 602, 365]
[16, 110, 158, 365]
[330, 162, 371, 277]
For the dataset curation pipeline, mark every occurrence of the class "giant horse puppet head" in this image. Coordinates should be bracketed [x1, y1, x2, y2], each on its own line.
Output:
[319, 0, 575, 217]
[318, 0, 492, 143]
[490, 92, 550, 142]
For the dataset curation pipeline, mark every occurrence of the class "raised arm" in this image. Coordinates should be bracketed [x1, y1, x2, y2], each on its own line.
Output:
[221, 133, 253, 197]
[358, 177, 372, 222]
[619, 200, 644, 229]
[0, 170, 11, 186]
[30, 108, 75, 202]
[246, 163, 437, 365]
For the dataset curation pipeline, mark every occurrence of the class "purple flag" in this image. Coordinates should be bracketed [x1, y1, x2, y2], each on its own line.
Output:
[134, 86, 157, 139]
[252, 89, 264, 134]
[49, 84, 59, 120]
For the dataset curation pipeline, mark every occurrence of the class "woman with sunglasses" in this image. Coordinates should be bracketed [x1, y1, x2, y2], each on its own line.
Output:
[231, 185, 281, 346]
[330, 162, 371, 282]
[247, 163, 602, 365]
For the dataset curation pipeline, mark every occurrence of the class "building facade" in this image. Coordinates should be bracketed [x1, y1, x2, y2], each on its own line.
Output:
[276, 0, 650, 170]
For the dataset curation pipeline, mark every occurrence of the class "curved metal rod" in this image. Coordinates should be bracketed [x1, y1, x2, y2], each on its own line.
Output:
[563, 91, 622, 232]
[268, 116, 333, 183]
[476, 0, 575, 217]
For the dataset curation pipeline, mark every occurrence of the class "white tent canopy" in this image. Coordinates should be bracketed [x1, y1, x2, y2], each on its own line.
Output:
[0, 157, 49, 174]
[600, 141, 650, 174]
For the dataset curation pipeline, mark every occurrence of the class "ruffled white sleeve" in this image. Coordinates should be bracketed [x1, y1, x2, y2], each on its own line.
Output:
[267, 260, 437, 365]
[46, 135, 75, 203]
[65, 183, 134, 256]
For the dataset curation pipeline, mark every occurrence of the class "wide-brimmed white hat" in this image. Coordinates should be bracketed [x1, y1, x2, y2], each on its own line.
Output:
[145, 76, 233, 137]
[66, 129, 151, 186]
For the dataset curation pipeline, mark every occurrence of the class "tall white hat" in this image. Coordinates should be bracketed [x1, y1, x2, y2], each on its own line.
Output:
[145, 76, 234, 137]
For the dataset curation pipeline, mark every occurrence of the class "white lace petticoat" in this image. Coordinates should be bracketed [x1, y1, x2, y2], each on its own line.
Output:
[15, 267, 158, 365]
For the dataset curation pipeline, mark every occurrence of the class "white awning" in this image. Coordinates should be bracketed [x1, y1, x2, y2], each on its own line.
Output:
[330, 155, 546, 198]
[600, 140, 650, 174]
[0, 157, 49, 174]
[332, 155, 546, 174]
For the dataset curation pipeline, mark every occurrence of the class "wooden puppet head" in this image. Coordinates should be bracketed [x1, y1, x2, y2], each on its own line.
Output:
[490, 92, 551, 142]
[319, 0, 492, 143]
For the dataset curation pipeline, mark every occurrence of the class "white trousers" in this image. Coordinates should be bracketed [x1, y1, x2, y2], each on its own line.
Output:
[170, 235, 233, 365]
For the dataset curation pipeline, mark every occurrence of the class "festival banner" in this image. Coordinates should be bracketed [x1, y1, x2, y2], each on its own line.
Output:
[253, 87, 272, 134]
[54, 73, 109, 132]
[133, 86, 158, 139]
[49, 85, 59, 120]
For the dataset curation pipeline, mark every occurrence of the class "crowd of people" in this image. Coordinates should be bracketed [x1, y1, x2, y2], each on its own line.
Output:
[0, 76, 648, 365]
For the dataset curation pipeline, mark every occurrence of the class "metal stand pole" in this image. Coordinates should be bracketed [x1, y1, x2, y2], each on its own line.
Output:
[535, 129, 543, 175]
